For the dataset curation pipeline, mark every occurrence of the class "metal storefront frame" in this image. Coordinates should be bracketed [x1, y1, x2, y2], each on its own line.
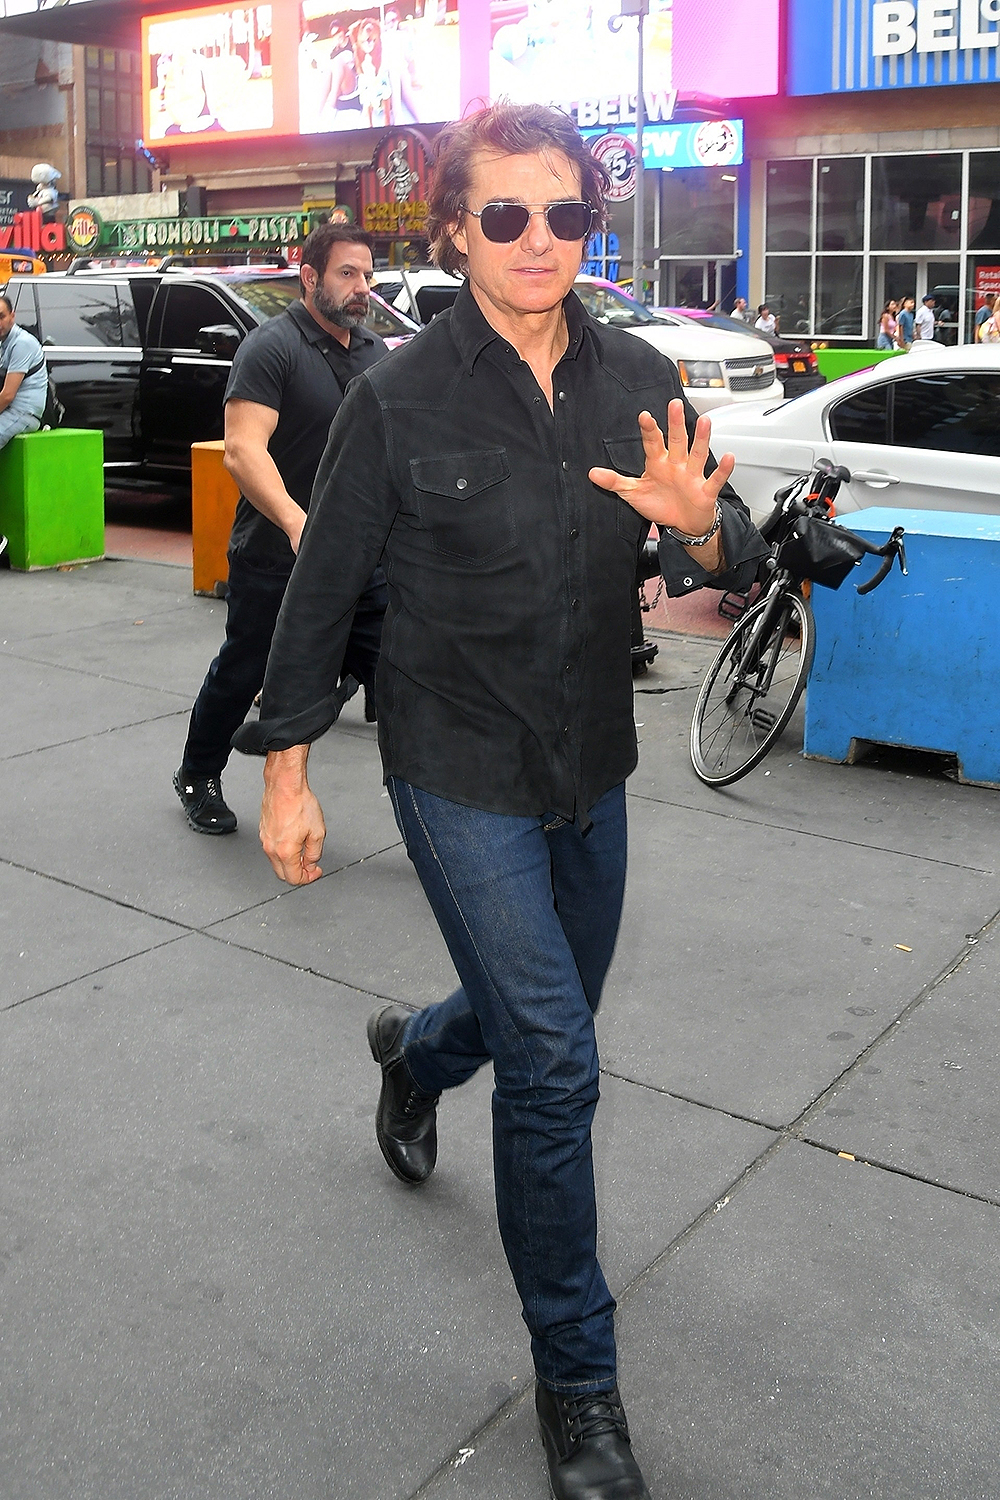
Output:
[763, 148, 1000, 345]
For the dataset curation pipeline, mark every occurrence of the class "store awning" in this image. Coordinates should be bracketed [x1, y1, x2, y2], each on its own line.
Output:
[0, 0, 226, 53]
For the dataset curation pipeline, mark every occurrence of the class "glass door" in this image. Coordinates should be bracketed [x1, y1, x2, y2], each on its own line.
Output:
[875, 259, 960, 344]
[925, 261, 960, 345]
[658, 259, 736, 312]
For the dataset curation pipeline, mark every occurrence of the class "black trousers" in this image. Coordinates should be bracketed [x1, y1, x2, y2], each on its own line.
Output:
[181, 550, 387, 780]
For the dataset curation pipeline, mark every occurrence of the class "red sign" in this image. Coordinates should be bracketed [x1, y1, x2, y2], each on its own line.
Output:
[974, 265, 1000, 309]
[0, 210, 66, 253]
[358, 129, 432, 237]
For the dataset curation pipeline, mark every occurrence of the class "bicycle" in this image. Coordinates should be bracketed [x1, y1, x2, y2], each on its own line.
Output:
[689, 459, 908, 787]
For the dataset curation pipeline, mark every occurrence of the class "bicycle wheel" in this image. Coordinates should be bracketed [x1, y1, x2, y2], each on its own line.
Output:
[690, 591, 815, 786]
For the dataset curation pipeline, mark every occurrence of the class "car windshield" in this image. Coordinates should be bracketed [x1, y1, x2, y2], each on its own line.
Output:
[574, 282, 660, 327]
[366, 293, 419, 339]
[226, 276, 301, 320]
[223, 276, 416, 340]
[699, 313, 760, 337]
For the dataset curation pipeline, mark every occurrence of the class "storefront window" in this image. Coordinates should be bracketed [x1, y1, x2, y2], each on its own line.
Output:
[817, 159, 864, 252]
[765, 160, 812, 253]
[969, 153, 1000, 251]
[658, 170, 736, 257]
[870, 154, 962, 252]
[816, 258, 864, 338]
[763, 257, 811, 332]
[966, 256, 1000, 342]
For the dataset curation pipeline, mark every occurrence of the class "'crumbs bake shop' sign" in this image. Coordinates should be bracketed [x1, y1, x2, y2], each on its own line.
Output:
[358, 129, 432, 236]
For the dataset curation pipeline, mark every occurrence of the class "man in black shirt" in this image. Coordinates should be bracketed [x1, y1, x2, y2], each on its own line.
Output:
[236, 106, 766, 1498]
[174, 223, 387, 833]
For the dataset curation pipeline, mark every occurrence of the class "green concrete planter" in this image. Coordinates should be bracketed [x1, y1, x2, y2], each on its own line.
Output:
[0, 428, 104, 570]
[814, 348, 903, 382]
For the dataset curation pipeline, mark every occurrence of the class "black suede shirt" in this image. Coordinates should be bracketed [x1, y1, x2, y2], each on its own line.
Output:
[233, 282, 767, 821]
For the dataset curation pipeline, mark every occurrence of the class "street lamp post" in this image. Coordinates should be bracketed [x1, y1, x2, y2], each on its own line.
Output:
[619, 0, 649, 301]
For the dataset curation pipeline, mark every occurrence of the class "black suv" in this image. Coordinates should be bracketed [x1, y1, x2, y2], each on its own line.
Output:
[1, 264, 418, 475]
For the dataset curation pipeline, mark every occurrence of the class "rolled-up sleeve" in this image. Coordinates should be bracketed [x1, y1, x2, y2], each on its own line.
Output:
[657, 492, 770, 597]
[231, 375, 399, 755]
[652, 394, 770, 598]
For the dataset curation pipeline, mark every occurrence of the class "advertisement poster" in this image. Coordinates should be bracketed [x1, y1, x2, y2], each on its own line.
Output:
[144, 4, 274, 144]
[490, 0, 673, 114]
[975, 265, 1000, 308]
[299, 0, 459, 133]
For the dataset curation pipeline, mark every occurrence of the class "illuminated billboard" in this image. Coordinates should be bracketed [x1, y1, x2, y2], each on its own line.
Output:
[489, 0, 779, 116]
[299, 0, 459, 133]
[143, 4, 274, 144]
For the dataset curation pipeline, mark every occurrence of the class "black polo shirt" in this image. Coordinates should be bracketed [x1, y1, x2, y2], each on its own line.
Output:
[226, 298, 386, 568]
[234, 282, 767, 822]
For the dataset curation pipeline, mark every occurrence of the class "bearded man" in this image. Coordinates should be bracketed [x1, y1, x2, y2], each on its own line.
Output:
[175, 223, 387, 833]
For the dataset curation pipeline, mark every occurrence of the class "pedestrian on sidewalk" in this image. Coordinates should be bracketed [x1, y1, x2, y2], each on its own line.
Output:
[896, 296, 916, 348]
[174, 222, 388, 833]
[876, 299, 899, 349]
[754, 303, 778, 335]
[915, 293, 937, 341]
[236, 102, 766, 1499]
[976, 294, 1000, 343]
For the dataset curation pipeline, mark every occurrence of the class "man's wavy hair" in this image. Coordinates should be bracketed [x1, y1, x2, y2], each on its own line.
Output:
[427, 102, 610, 277]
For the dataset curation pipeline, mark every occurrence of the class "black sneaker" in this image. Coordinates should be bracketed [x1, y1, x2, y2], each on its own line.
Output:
[173, 769, 238, 835]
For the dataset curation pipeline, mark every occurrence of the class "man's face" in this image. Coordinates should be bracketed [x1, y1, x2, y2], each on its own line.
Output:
[304, 241, 374, 328]
[451, 149, 587, 322]
[0, 301, 15, 339]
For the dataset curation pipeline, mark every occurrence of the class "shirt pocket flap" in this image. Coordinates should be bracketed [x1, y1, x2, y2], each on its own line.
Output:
[410, 449, 510, 500]
[602, 436, 647, 479]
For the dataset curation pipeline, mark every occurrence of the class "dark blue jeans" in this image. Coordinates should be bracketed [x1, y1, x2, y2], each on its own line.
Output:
[387, 777, 628, 1394]
[182, 552, 386, 779]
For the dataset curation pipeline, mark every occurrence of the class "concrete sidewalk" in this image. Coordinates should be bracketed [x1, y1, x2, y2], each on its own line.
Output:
[1, 557, 999, 1500]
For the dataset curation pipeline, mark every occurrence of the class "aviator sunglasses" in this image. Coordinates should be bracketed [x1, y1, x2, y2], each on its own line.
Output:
[464, 200, 596, 243]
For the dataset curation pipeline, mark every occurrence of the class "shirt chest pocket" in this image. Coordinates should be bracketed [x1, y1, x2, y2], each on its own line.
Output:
[410, 448, 516, 564]
[602, 436, 649, 546]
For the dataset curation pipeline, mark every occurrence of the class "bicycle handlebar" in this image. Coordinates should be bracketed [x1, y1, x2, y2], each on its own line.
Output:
[855, 526, 907, 594]
[768, 464, 908, 595]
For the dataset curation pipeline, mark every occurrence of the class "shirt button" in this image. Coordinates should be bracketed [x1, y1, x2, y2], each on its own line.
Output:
[571, 597, 581, 610]
[456, 478, 468, 491]
[683, 575, 693, 587]
[558, 391, 566, 401]
[562, 725, 570, 735]
[569, 528, 579, 539]
[533, 396, 541, 404]
[561, 460, 569, 470]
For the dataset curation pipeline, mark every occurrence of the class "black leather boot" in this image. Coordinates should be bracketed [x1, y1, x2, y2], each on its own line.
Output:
[536, 1382, 652, 1499]
[366, 1005, 439, 1185]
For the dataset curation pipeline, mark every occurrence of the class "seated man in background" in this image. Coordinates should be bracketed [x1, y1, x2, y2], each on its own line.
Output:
[0, 293, 47, 451]
[0, 292, 48, 561]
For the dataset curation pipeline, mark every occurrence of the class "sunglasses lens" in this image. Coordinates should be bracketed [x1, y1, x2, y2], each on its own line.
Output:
[547, 202, 594, 240]
[479, 203, 530, 242]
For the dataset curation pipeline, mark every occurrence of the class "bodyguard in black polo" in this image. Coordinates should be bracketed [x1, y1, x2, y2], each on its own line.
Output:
[174, 223, 387, 833]
[237, 107, 767, 1498]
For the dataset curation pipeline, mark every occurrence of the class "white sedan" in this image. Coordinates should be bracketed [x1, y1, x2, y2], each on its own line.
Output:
[708, 343, 1000, 524]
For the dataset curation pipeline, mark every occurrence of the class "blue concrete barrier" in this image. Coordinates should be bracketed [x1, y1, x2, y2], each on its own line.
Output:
[805, 508, 1000, 787]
